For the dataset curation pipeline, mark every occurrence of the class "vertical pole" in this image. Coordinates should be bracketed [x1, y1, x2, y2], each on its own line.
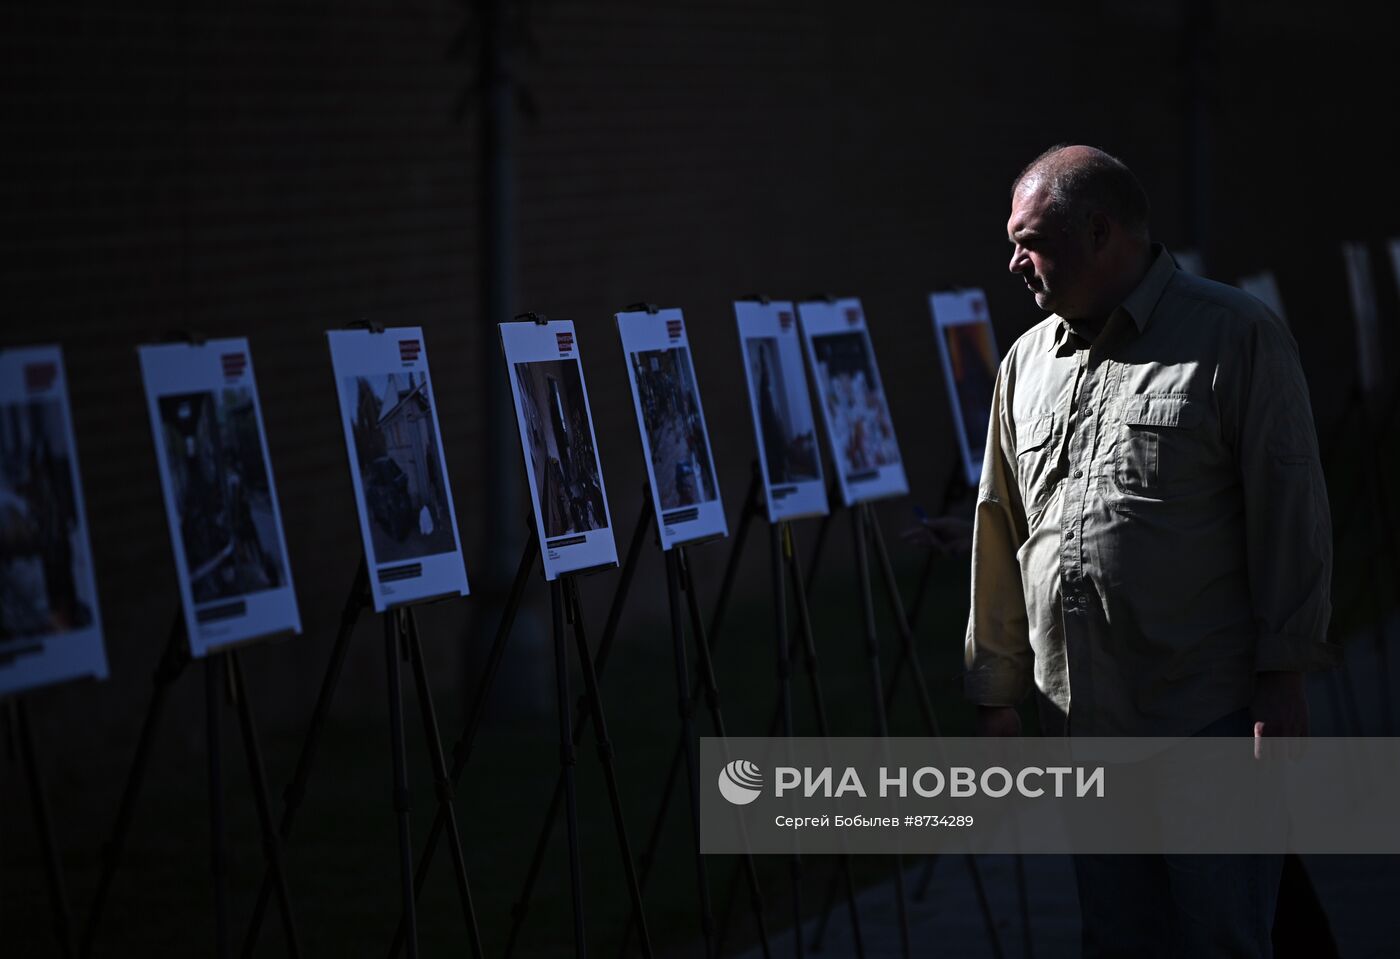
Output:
[206, 654, 231, 959]
[552, 578, 588, 958]
[477, 0, 521, 709]
[385, 610, 418, 959]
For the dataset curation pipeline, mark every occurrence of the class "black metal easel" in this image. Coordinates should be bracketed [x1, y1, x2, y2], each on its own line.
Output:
[78, 616, 301, 959]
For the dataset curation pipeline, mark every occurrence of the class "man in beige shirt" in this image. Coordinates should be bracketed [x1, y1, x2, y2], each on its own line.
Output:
[965, 145, 1337, 956]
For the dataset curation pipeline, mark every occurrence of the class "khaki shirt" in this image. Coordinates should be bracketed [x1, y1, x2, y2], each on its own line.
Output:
[964, 246, 1338, 736]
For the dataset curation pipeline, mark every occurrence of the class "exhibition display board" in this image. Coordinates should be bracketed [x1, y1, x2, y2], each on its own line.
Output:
[929, 289, 1000, 489]
[0, 344, 108, 696]
[138, 338, 301, 655]
[327, 328, 470, 611]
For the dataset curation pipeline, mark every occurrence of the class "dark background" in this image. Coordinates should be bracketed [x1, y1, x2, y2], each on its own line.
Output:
[4, 1, 1399, 955]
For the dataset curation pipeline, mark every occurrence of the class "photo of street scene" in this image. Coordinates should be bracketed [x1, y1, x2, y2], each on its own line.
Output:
[0, 399, 94, 646]
[811, 331, 901, 473]
[344, 373, 457, 564]
[158, 388, 286, 603]
[514, 359, 609, 537]
[745, 336, 820, 484]
[631, 347, 718, 509]
[943, 321, 998, 467]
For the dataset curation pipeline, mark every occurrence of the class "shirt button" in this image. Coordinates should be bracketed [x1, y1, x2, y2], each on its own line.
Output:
[1065, 530, 1075, 541]
[1074, 469, 1084, 478]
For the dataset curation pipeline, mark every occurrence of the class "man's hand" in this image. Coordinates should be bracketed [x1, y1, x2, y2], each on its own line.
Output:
[975, 704, 1022, 737]
[1251, 670, 1308, 759]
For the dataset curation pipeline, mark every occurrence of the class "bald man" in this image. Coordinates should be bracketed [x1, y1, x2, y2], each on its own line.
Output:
[964, 145, 1337, 957]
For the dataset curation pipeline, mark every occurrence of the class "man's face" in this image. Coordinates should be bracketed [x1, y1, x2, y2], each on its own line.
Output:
[1006, 181, 1094, 318]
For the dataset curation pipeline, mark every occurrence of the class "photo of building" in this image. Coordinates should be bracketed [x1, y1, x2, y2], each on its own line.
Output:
[811, 331, 901, 477]
[630, 347, 719, 509]
[345, 372, 457, 564]
[745, 336, 821, 485]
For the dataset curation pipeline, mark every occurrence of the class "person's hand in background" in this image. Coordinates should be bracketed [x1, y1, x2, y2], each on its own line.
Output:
[900, 504, 974, 556]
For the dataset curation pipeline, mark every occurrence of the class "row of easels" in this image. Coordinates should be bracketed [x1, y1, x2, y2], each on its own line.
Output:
[10, 463, 1015, 959]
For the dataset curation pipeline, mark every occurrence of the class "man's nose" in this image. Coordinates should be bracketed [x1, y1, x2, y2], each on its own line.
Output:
[1008, 247, 1026, 273]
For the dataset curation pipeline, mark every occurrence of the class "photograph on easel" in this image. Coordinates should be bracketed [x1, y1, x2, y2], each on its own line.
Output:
[139, 338, 301, 656]
[500, 319, 619, 580]
[929, 288, 1001, 488]
[616, 307, 728, 549]
[797, 297, 908, 507]
[0, 345, 108, 696]
[513, 359, 608, 538]
[734, 299, 828, 523]
[327, 328, 470, 611]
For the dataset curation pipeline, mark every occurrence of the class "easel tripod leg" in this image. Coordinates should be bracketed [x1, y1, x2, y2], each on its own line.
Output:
[245, 558, 367, 955]
[14, 698, 77, 959]
[565, 577, 655, 957]
[401, 608, 483, 959]
[551, 577, 588, 959]
[384, 610, 419, 959]
[403, 529, 538, 959]
[207, 654, 231, 959]
[505, 498, 646, 959]
[228, 650, 302, 959]
[666, 549, 715, 957]
[852, 505, 912, 959]
[677, 546, 773, 959]
[80, 617, 185, 958]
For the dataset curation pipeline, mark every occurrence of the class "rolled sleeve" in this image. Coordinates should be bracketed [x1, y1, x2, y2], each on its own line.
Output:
[964, 361, 1035, 705]
[1225, 314, 1338, 673]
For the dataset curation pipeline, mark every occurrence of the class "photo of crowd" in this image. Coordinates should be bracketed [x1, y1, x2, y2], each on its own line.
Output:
[630, 347, 719, 509]
[345, 372, 457, 564]
[158, 388, 287, 603]
[0, 398, 94, 648]
[811, 331, 902, 475]
[514, 359, 609, 538]
[745, 336, 821, 485]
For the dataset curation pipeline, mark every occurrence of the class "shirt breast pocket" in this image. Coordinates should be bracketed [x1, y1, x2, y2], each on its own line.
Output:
[1113, 392, 1205, 499]
[1015, 412, 1057, 519]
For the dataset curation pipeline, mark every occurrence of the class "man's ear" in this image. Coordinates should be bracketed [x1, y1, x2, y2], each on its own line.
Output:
[1088, 211, 1112, 253]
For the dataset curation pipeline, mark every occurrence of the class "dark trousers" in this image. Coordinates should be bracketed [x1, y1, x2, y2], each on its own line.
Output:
[1073, 709, 1283, 958]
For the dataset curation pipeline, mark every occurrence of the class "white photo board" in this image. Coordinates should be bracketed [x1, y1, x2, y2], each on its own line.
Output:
[0, 345, 108, 695]
[797, 298, 908, 507]
[616, 308, 728, 549]
[139, 339, 301, 656]
[733, 300, 828, 523]
[929, 289, 1001, 488]
[500, 320, 618, 580]
[1238, 271, 1287, 326]
[1342, 242, 1382, 394]
[327, 329, 470, 611]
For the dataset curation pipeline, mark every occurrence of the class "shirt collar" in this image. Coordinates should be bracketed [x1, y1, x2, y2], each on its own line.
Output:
[1047, 244, 1177, 353]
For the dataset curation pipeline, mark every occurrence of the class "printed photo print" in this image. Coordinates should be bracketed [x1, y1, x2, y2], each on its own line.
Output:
[745, 336, 820, 484]
[344, 373, 456, 564]
[514, 359, 609, 537]
[0, 400, 94, 647]
[943, 322, 998, 464]
[158, 388, 287, 603]
[811, 331, 901, 474]
[630, 347, 718, 509]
